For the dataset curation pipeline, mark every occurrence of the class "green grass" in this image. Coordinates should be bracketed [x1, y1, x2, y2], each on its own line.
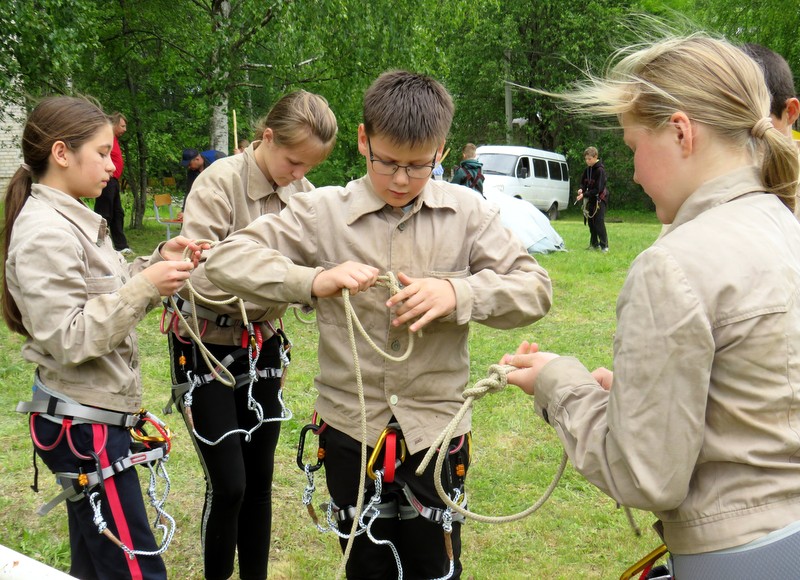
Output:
[0, 206, 667, 579]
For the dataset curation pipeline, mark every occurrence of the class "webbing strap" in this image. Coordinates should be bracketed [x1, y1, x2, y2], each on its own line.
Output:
[37, 446, 167, 516]
[16, 398, 142, 428]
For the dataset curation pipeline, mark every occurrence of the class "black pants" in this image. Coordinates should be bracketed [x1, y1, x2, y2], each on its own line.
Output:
[588, 198, 608, 249]
[169, 332, 282, 580]
[32, 416, 167, 580]
[323, 424, 469, 579]
[94, 177, 129, 251]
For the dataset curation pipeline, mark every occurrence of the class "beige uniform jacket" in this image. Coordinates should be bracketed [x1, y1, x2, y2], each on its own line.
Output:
[206, 175, 553, 453]
[534, 167, 800, 554]
[6, 184, 163, 412]
[176, 141, 314, 345]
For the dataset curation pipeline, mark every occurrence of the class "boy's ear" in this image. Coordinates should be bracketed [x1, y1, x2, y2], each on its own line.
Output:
[357, 124, 368, 156]
[51, 140, 70, 168]
[784, 97, 800, 127]
[670, 111, 694, 156]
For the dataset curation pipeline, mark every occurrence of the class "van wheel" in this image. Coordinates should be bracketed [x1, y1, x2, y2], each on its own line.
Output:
[547, 202, 559, 221]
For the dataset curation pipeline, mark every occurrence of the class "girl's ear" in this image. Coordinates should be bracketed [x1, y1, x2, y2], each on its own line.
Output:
[261, 127, 273, 144]
[670, 111, 694, 156]
[51, 141, 70, 168]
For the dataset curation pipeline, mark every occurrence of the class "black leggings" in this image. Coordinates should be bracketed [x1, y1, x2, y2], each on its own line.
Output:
[169, 332, 283, 580]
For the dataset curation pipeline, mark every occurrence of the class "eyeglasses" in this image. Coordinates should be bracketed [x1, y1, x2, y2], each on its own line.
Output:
[367, 138, 437, 179]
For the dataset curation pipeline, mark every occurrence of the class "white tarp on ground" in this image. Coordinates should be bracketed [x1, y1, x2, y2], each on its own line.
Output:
[0, 544, 75, 578]
[482, 190, 566, 254]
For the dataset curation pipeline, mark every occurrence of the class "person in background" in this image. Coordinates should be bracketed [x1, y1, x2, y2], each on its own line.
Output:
[741, 43, 800, 141]
[168, 90, 337, 580]
[451, 142, 484, 195]
[234, 138, 251, 154]
[504, 35, 800, 579]
[575, 146, 609, 252]
[93, 112, 132, 254]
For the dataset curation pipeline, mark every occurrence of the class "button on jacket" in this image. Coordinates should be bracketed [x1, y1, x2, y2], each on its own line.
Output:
[176, 141, 314, 345]
[206, 175, 553, 454]
[6, 184, 163, 412]
[534, 167, 800, 554]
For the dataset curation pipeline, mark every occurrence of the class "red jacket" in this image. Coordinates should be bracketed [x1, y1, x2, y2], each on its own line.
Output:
[111, 136, 123, 180]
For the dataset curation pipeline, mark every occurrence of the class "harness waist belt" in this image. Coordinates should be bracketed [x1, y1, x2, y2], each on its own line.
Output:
[17, 399, 142, 428]
[166, 296, 240, 328]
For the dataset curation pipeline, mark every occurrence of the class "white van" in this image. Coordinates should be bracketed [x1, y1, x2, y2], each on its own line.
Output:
[476, 145, 570, 220]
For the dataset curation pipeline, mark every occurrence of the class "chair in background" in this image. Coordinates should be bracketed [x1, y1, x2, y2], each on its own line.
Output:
[153, 193, 183, 239]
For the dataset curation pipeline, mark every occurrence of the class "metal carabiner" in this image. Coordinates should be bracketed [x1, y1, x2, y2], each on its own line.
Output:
[367, 426, 407, 481]
[130, 409, 172, 453]
[296, 422, 326, 472]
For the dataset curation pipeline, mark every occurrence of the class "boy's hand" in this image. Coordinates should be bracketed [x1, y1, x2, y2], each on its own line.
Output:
[160, 236, 208, 267]
[141, 260, 195, 296]
[500, 340, 558, 395]
[312, 261, 380, 298]
[386, 272, 456, 333]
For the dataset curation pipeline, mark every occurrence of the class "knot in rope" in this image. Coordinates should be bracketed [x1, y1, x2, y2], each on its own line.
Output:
[461, 364, 512, 401]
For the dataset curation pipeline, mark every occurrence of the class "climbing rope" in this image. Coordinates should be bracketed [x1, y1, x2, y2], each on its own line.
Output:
[416, 364, 568, 524]
[165, 240, 292, 446]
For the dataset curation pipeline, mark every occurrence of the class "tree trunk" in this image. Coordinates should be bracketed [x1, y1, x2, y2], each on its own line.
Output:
[211, 97, 229, 153]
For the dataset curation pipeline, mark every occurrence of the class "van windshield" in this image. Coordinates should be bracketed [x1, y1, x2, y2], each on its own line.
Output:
[476, 153, 516, 176]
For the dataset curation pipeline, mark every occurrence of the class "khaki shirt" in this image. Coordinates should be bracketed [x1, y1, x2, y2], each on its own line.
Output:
[6, 184, 163, 412]
[176, 141, 314, 345]
[535, 167, 800, 554]
[207, 175, 553, 453]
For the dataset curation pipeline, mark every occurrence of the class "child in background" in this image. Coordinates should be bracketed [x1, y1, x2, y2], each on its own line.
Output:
[205, 70, 552, 578]
[168, 90, 337, 580]
[4, 95, 202, 579]
[504, 35, 800, 579]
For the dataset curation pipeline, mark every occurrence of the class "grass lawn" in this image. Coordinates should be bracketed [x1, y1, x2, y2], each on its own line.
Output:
[0, 204, 667, 579]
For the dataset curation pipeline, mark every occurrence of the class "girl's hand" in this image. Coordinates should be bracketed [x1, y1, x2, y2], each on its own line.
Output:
[142, 260, 195, 296]
[499, 341, 557, 396]
[160, 236, 209, 266]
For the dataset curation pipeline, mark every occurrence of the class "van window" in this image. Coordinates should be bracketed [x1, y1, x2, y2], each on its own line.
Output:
[516, 157, 530, 179]
[477, 153, 516, 176]
[547, 160, 562, 181]
[532, 158, 548, 178]
[560, 162, 569, 181]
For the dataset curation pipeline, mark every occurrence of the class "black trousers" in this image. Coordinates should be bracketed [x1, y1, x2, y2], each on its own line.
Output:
[588, 198, 608, 249]
[32, 416, 167, 580]
[169, 332, 282, 580]
[322, 423, 469, 579]
[94, 177, 130, 251]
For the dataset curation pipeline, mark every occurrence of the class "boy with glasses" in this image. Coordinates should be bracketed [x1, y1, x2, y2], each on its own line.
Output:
[206, 70, 552, 578]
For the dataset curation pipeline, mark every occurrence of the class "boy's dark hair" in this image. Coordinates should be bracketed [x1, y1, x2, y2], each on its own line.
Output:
[363, 70, 454, 147]
[741, 43, 797, 118]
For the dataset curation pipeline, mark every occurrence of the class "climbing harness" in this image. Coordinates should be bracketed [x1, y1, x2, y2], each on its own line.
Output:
[17, 391, 175, 559]
[295, 273, 471, 580]
[161, 240, 293, 446]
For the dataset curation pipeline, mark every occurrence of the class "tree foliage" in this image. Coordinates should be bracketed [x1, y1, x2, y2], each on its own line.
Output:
[3, 1, 799, 219]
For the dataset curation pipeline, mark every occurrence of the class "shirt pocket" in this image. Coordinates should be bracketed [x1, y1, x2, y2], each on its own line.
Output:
[423, 267, 471, 280]
[85, 275, 121, 296]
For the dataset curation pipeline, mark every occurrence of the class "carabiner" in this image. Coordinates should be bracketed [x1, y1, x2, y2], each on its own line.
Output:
[367, 425, 407, 481]
[296, 423, 326, 472]
[130, 409, 172, 453]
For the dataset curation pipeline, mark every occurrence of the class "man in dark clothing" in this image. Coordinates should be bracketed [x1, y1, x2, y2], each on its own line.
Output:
[94, 112, 132, 253]
[576, 146, 608, 252]
[181, 148, 227, 208]
[451, 142, 484, 195]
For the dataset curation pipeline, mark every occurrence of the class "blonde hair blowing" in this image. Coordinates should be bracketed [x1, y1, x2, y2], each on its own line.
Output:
[557, 35, 799, 211]
[255, 90, 338, 153]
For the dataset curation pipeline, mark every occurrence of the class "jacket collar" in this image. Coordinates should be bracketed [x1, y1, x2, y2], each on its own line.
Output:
[345, 175, 459, 225]
[667, 166, 765, 231]
[31, 184, 107, 244]
[244, 141, 278, 203]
